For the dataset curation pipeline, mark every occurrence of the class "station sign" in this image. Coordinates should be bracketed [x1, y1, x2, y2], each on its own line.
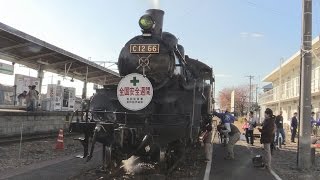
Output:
[0, 62, 14, 75]
[117, 73, 153, 111]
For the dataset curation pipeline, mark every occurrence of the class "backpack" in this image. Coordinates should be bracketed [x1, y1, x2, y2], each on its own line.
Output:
[252, 155, 264, 167]
[225, 113, 235, 123]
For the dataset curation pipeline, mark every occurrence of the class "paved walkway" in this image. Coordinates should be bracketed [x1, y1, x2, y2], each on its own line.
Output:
[209, 136, 277, 180]
[0, 150, 102, 180]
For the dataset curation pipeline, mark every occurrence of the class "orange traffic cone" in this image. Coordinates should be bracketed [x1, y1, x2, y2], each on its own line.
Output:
[55, 129, 64, 150]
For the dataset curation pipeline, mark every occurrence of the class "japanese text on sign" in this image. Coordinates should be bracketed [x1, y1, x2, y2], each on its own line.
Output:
[117, 73, 153, 111]
[118, 87, 151, 96]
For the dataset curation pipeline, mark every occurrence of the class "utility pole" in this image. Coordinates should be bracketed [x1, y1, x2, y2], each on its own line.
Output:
[246, 75, 254, 112]
[298, 0, 312, 169]
[255, 85, 258, 104]
[278, 58, 284, 114]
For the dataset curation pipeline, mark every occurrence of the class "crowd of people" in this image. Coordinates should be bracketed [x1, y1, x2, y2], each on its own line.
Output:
[200, 106, 319, 174]
[203, 107, 320, 173]
[288, 111, 320, 143]
[17, 85, 39, 111]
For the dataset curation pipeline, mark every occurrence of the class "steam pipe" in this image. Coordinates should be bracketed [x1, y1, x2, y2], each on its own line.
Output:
[146, 9, 164, 37]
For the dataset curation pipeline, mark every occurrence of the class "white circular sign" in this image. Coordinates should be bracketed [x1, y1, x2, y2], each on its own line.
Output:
[117, 73, 153, 111]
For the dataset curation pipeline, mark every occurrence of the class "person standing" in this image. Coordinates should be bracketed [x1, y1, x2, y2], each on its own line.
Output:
[218, 122, 240, 160]
[247, 111, 256, 145]
[275, 111, 286, 145]
[242, 118, 250, 144]
[258, 108, 276, 170]
[32, 85, 39, 110]
[202, 124, 213, 161]
[27, 85, 38, 111]
[213, 109, 235, 145]
[316, 114, 320, 136]
[17, 91, 27, 106]
[291, 112, 298, 143]
[311, 112, 317, 136]
[26, 86, 32, 111]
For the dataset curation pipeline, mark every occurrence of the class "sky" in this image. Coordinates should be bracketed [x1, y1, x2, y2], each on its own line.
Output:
[0, 0, 320, 97]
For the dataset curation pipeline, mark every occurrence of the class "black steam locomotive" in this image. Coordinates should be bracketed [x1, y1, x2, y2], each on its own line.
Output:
[69, 9, 215, 171]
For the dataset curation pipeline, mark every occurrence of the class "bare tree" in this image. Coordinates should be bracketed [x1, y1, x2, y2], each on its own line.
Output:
[218, 85, 249, 116]
[234, 85, 249, 116]
[218, 88, 233, 111]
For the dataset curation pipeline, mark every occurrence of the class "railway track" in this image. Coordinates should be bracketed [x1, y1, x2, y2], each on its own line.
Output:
[69, 143, 207, 180]
[0, 132, 79, 145]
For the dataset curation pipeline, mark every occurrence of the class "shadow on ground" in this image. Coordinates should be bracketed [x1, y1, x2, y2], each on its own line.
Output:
[211, 135, 320, 180]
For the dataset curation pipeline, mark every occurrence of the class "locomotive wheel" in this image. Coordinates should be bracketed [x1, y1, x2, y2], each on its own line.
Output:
[149, 145, 160, 162]
[159, 148, 168, 173]
[159, 140, 186, 174]
[167, 140, 185, 173]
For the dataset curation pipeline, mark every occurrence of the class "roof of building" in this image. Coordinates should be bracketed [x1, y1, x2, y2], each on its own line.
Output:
[262, 36, 320, 82]
[262, 83, 273, 89]
[0, 22, 120, 85]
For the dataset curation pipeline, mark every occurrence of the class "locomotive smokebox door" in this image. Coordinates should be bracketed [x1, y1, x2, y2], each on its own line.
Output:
[117, 73, 153, 111]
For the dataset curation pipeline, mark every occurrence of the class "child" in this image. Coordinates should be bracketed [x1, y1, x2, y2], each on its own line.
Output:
[242, 118, 250, 144]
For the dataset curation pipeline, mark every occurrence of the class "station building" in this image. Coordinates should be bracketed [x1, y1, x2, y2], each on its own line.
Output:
[0, 21, 120, 110]
[259, 36, 320, 128]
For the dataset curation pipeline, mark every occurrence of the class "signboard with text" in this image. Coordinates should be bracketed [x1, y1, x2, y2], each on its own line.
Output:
[129, 44, 160, 54]
[117, 73, 153, 111]
[14, 74, 40, 106]
[0, 62, 14, 75]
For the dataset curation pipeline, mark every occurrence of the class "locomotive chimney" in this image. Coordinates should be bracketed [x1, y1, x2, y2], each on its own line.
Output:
[146, 9, 164, 37]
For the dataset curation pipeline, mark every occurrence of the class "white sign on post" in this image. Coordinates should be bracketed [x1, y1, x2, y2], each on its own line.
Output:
[117, 73, 153, 111]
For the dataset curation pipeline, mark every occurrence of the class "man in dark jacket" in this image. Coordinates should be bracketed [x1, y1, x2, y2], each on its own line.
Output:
[258, 108, 276, 171]
[291, 112, 298, 143]
[275, 111, 286, 145]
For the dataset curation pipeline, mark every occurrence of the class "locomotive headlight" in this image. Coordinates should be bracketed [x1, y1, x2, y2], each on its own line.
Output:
[139, 15, 155, 31]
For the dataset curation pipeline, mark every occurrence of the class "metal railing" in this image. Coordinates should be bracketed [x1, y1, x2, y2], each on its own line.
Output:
[70, 109, 192, 126]
[260, 77, 320, 104]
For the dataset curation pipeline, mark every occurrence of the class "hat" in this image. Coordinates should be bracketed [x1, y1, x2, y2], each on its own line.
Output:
[265, 108, 273, 116]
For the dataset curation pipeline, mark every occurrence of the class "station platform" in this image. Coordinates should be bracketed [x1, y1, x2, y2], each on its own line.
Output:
[209, 137, 277, 180]
[0, 110, 71, 138]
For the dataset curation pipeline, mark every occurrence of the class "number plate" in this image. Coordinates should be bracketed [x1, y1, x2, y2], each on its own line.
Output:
[130, 44, 160, 54]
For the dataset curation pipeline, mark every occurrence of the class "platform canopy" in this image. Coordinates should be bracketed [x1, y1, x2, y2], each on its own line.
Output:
[0, 22, 120, 85]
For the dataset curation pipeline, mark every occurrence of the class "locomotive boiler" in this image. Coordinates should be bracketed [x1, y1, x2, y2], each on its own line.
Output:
[69, 9, 215, 172]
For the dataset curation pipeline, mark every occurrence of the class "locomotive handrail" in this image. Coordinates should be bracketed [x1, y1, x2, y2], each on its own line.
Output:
[70, 120, 188, 127]
[72, 109, 192, 116]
